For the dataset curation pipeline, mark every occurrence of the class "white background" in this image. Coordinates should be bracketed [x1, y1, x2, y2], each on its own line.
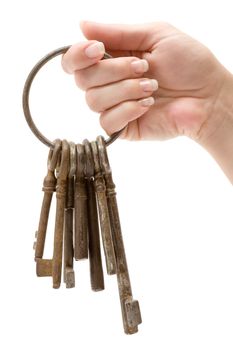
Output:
[0, 0, 233, 349]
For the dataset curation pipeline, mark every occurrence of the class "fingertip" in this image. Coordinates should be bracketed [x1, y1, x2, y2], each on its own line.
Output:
[79, 20, 87, 32]
[99, 113, 117, 136]
[84, 41, 105, 59]
[80, 20, 99, 37]
[61, 40, 105, 74]
[61, 52, 73, 74]
[99, 98, 154, 136]
[138, 96, 155, 107]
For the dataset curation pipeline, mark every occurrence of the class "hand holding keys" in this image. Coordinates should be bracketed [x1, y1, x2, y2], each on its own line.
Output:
[24, 46, 141, 334]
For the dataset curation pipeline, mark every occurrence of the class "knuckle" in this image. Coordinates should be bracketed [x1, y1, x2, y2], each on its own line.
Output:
[124, 79, 137, 96]
[61, 55, 71, 74]
[102, 56, 141, 82]
[124, 101, 138, 115]
[126, 102, 135, 113]
[110, 59, 123, 76]
[126, 56, 139, 73]
[110, 57, 137, 77]
[85, 89, 100, 112]
[74, 72, 88, 90]
[99, 113, 108, 131]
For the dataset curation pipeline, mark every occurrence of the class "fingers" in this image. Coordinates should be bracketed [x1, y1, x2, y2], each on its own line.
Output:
[80, 20, 157, 51]
[62, 40, 105, 74]
[74, 57, 149, 90]
[86, 78, 158, 112]
[100, 97, 155, 135]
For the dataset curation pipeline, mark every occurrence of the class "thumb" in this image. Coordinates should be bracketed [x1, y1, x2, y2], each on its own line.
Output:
[80, 21, 156, 51]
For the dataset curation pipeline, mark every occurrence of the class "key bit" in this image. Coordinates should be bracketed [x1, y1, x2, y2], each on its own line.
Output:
[34, 139, 61, 278]
[34, 139, 61, 259]
[125, 299, 142, 329]
[36, 258, 53, 277]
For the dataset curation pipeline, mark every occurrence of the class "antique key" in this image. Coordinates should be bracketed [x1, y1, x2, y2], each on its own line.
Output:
[74, 144, 89, 260]
[34, 139, 61, 277]
[63, 141, 76, 288]
[52, 140, 70, 289]
[96, 136, 142, 334]
[91, 140, 116, 275]
[83, 139, 105, 292]
[23, 45, 142, 334]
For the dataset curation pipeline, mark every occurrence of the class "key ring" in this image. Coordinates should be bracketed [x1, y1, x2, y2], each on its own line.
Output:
[22, 45, 124, 149]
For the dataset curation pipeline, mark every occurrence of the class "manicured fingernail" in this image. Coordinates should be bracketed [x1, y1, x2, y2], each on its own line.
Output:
[139, 96, 155, 107]
[85, 42, 105, 58]
[131, 59, 149, 74]
[140, 79, 158, 92]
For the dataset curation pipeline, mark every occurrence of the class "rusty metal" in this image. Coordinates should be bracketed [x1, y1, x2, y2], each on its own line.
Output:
[24, 43, 142, 334]
[52, 140, 70, 289]
[96, 136, 142, 334]
[34, 139, 61, 277]
[22, 46, 124, 149]
[91, 141, 116, 275]
[83, 139, 104, 292]
[74, 144, 88, 260]
[63, 141, 76, 288]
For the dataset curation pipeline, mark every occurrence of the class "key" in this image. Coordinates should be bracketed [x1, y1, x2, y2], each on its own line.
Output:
[83, 139, 104, 292]
[91, 141, 116, 275]
[96, 136, 142, 334]
[74, 143, 88, 260]
[52, 139, 70, 289]
[34, 139, 61, 277]
[63, 141, 76, 288]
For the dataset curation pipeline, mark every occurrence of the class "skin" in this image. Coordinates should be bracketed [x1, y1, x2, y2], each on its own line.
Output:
[62, 21, 233, 184]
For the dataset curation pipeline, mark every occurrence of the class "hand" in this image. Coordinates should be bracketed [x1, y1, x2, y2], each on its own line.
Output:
[62, 21, 231, 144]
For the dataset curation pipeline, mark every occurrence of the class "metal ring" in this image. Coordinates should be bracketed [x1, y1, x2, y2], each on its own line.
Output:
[47, 139, 62, 171]
[22, 45, 124, 148]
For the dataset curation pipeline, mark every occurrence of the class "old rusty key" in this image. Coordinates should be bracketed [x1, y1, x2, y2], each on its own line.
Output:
[52, 140, 70, 289]
[63, 142, 76, 288]
[96, 136, 142, 334]
[34, 139, 61, 277]
[74, 144, 88, 260]
[91, 141, 116, 276]
[83, 140, 104, 292]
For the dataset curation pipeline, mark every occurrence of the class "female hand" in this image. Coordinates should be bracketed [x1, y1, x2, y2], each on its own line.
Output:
[62, 21, 232, 144]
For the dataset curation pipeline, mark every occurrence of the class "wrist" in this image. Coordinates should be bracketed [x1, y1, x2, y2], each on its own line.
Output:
[196, 70, 233, 184]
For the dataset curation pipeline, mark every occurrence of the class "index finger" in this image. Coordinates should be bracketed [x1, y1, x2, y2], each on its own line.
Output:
[62, 40, 105, 74]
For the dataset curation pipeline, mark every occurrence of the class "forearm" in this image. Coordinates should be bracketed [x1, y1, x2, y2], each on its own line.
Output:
[197, 72, 233, 185]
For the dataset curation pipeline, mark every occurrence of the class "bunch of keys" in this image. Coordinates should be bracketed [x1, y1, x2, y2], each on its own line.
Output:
[23, 46, 142, 335]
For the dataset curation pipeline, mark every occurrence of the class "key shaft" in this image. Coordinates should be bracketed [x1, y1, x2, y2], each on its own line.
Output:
[74, 144, 88, 260]
[63, 142, 76, 288]
[52, 140, 69, 289]
[83, 139, 104, 291]
[34, 140, 61, 277]
[91, 141, 116, 275]
[97, 136, 142, 334]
